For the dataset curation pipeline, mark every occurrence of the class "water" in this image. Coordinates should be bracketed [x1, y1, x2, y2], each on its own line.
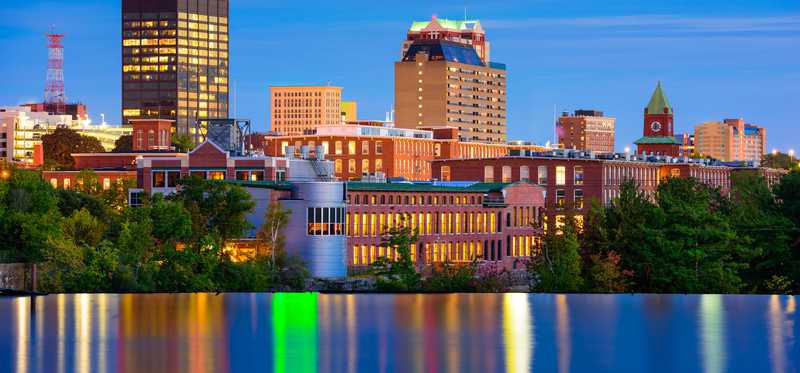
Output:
[0, 293, 797, 373]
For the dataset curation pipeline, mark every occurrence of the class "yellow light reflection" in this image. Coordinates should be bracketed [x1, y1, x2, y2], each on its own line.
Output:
[767, 295, 786, 373]
[98, 294, 108, 373]
[446, 294, 461, 373]
[699, 294, 726, 373]
[57, 294, 65, 373]
[555, 294, 571, 373]
[75, 294, 91, 373]
[346, 295, 357, 373]
[503, 293, 532, 373]
[16, 297, 29, 373]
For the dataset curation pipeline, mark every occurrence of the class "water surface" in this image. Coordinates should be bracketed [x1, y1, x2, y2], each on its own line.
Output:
[0, 293, 797, 372]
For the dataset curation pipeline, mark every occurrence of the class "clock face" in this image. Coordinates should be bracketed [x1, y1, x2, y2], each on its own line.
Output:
[650, 121, 662, 132]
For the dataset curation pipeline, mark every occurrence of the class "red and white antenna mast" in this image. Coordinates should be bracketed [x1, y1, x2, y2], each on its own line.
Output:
[44, 28, 66, 107]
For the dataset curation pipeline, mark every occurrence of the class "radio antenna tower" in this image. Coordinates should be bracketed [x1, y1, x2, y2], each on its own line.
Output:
[45, 28, 66, 111]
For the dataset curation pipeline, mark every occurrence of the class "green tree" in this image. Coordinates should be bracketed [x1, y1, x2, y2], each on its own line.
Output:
[529, 222, 583, 292]
[42, 128, 105, 169]
[587, 251, 629, 292]
[172, 133, 194, 152]
[774, 171, 800, 292]
[762, 152, 799, 170]
[257, 201, 291, 265]
[371, 216, 421, 291]
[112, 135, 133, 153]
[62, 208, 106, 248]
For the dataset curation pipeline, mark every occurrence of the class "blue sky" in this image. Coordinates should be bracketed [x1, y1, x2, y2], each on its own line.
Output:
[1, 0, 798, 152]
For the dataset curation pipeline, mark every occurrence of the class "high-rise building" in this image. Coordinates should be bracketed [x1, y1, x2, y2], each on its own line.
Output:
[403, 16, 490, 63]
[395, 39, 507, 144]
[694, 119, 766, 162]
[269, 86, 342, 136]
[557, 110, 615, 154]
[340, 101, 358, 123]
[121, 0, 229, 139]
[634, 82, 681, 156]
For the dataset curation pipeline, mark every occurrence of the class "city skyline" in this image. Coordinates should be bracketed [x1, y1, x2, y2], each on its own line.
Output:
[1, 0, 798, 152]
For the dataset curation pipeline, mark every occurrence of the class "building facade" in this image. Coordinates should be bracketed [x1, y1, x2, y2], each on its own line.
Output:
[635, 82, 681, 156]
[0, 106, 130, 165]
[432, 153, 734, 226]
[256, 124, 549, 181]
[395, 39, 507, 144]
[403, 16, 490, 63]
[269, 86, 342, 135]
[121, 0, 229, 137]
[694, 119, 766, 162]
[557, 110, 615, 154]
[345, 181, 545, 270]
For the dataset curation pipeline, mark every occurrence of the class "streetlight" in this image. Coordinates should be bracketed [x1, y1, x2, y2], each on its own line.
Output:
[789, 149, 795, 159]
[772, 148, 778, 155]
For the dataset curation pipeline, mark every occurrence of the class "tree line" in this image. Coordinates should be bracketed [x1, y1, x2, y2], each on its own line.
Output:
[530, 171, 800, 294]
[0, 166, 308, 293]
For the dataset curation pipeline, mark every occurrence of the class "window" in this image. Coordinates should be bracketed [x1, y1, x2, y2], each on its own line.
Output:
[556, 189, 566, 209]
[375, 159, 383, 173]
[441, 166, 451, 181]
[362, 159, 370, 176]
[520, 166, 530, 182]
[335, 141, 343, 155]
[375, 141, 383, 155]
[484, 165, 494, 182]
[574, 166, 584, 186]
[556, 166, 566, 186]
[152, 172, 166, 188]
[250, 171, 264, 181]
[574, 190, 584, 209]
[167, 171, 180, 187]
[63, 178, 71, 189]
[307, 207, 345, 236]
[335, 159, 343, 173]
[502, 166, 512, 182]
[348, 141, 356, 155]
[276, 169, 286, 181]
[208, 171, 225, 180]
[348, 159, 356, 173]
[236, 171, 249, 180]
[537, 166, 547, 185]
[361, 141, 369, 155]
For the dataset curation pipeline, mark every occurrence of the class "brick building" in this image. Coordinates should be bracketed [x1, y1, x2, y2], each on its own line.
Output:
[345, 181, 545, 270]
[635, 82, 682, 156]
[256, 124, 549, 181]
[694, 118, 767, 162]
[557, 110, 616, 154]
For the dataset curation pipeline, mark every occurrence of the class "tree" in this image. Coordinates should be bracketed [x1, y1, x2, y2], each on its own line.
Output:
[42, 128, 105, 169]
[172, 133, 194, 152]
[529, 222, 584, 292]
[370, 215, 421, 291]
[256, 202, 290, 265]
[762, 152, 799, 170]
[587, 251, 629, 292]
[112, 135, 133, 153]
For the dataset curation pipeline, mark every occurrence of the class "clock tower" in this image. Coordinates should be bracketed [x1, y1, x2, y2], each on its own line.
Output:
[635, 82, 681, 156]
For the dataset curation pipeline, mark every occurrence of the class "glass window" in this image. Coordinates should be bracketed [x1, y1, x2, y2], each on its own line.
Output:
[441, 166, 451, 181]
[167, 171, 180, 187]
[236, 171, 249, 180]
[250, 171, 264, 181]
[375, 141, 383, 155]
[484, 165, 494, 182]
[208, 171, 225, 180]
[348, 141, 356, 155]
[556, 166, 566, 186]
[335, 141, 342, 155]
[362, 159, 370, 176]
[574, 190, 584, 209]
[574, 166, 584, 186]
[153, 172, 166, 188]
[362, 141, 369, 155]
[375, 159, 383, 173]
[537, 166, 547, 185]
[520, 166, 530, 182]
[348, 159, 356, 174]
[335, 159, 343, 173]
[556, 189, 566, 209]
[502, 166, 512, 182]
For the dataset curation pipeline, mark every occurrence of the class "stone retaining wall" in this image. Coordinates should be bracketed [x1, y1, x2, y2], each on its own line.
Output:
[0, 263, 33, 291]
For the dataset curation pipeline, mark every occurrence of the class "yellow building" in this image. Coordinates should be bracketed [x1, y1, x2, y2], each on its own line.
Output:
[340, 101, 358, 123]
[270, 86, 342, 135]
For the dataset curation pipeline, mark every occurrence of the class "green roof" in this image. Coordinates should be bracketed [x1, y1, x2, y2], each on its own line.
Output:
[219, 180, 293, 190]
[409, 19, 481, 32]
[646, 81, 672, 115]
[634, 136, 681, 145]
[346, 182, 513, 193]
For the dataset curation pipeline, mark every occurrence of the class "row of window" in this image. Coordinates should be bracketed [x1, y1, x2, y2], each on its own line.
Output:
[351, 235, 537, 266]
[49, 177, 115, 190]
[349, 193, 481, 206]
[307, 207, 345, 236]
[346, 211, 515, 237]
[150, 169, 284, 188]
[334, 158, 383, 175]
[467, 165, 585, 186]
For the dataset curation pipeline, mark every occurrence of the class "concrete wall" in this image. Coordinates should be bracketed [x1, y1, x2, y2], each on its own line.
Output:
[0, 263, 33, 291]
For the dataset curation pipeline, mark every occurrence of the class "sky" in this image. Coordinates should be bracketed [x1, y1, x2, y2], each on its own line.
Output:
[0, 0, 798, 152]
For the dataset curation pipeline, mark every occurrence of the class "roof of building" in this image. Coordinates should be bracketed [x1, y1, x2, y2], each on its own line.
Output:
[346, 181, 514, 193]
[409, 18, 482, 32]
[634, 136, 681, 145]
[646, 81, 672, 115]
[403, 39, 485, 67]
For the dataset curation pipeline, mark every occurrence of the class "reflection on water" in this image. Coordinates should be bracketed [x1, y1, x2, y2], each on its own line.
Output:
[1, 293, 797, 373]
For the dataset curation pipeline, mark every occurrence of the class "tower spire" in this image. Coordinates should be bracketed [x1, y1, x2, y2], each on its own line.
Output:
[646, 81, 671, 115]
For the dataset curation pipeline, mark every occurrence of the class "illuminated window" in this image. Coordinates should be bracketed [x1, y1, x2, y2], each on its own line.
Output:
[335, 141, 342, 155]
[574, 166, 584, 185]
[502, 166, 512, 182]
[348, 141, 356, 155]
[361, 141, 369, 155]
[348, 159, 356, 174]
[556, 166, 566, 185]
[361, 159, 370, 176]
[375, 159, 383, 173]
[335, 159, 342, 174]
[537, 166, 547, 185]
[574, 189, 584, 209]
[484, 165, 494, 182]
[556, 189, 566, 209]
[441, 166, 451, 181]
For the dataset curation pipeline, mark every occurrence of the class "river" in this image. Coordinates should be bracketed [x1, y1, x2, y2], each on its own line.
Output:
[0, 293, 797, 372]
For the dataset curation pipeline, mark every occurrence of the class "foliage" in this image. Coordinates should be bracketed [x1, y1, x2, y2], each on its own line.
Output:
[41, 128, 105, 169]
[370, 216, 422, 291]
[172, 133, 194, 152]
[257, 202, 291, 265]
[423, 261, 477, 292]
[528, 221, 584, 292]
[112, 135, 133, 153]
[587, 251, 630, 293]
[762, 152, 799, 171]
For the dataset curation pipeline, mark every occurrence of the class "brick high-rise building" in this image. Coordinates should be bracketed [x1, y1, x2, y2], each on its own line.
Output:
[269, 86, 342, 136]
[694, 119, 766, 162]
[395, 39, 507, 144]
[121, 0, 229, 140]
[557, 110, 615, 154]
